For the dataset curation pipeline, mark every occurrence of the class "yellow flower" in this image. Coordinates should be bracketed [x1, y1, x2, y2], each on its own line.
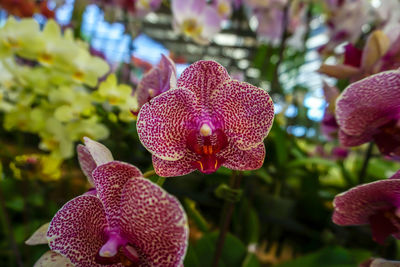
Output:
[10, 154, 62, 181]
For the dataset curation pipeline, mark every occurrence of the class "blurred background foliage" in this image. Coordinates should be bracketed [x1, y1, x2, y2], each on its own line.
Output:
[0, 0, 399, 266]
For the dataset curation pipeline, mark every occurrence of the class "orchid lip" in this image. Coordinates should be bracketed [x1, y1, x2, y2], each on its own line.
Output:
[99, 231, 127, 257]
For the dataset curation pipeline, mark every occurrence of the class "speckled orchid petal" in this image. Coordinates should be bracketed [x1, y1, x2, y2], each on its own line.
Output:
[220, 143, 266, 170]
[136, 55, 177, 109]
[77, 137, 114, 185]
[25, 222, 49, 245]
[137, 88, 199, 161]
[120, 178, 188, 266]
[336, 70, 400, 137]
[176, 60, 230, 107]
[333, 179, 400, 226]
[338, 129, 374, 147]
[212, 79, 274, 150]
[152, 153, 199, 177]
[34, 251, 73, 267]
[92, 161, 142, 228]
[47, 195, 109, 267]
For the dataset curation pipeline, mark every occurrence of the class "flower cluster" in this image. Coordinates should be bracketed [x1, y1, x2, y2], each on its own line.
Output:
[0, 18, 136, 163]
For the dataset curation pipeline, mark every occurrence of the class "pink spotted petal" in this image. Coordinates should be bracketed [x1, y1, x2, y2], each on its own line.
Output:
[92, 161, 143, 228]
[120, 178, 188, 267]
[212, 79, 274, 150]
[332, 179, 400, 226]
[137, 88, 199, 161]
[77, 137, 114, 186]
[136, 55, 177, 109]
[47, 195, 108, 267]
[336, 70, 400, 137]
[338, 129, 374, 147]
[220, 143, 266, 171]
[34, 251, 74, 267]
[176, 60, 230, 107]
[152, 153, 199, 177]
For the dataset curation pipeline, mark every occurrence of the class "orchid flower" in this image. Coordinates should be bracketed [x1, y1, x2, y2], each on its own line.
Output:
[172, 0, 222, 45]
[335, 69, 400, 156]
[46, 137, 188, 266]
[333, 171, 400, 244]
[137, 60, 274, 176]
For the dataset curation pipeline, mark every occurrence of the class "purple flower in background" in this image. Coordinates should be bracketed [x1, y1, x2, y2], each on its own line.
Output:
[321, 82, 340, 140]
[47, 139, 188, 267]
[335, 69, 400, 156]
[333, 171, 400, 244]
[133, 54, 177, 114]
[213, 0, 233, 19]
[321, 0, 372, 53]
[172, 0, 222, 44]
[319, 30, 400, 82]
[137, 60, 274, 177]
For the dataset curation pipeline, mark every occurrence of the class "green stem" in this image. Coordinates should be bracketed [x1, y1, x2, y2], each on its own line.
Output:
[143, 169, 156, 178]
[212, 171, 242, 267]
[358, 142, 374, 184]
[155, 176, 166, 187]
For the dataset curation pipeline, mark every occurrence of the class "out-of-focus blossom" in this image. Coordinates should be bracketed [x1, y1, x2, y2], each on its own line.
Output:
[0, 0, 55, 18]
[47, 138, 188, 266]
[137, 60, 274, 176]
[96, 0, 162, 20]
[321, 0, 372, 53]
[331, 147, 349, 160]
[213, 0, 233, 19]
[335, 70, 400, 157]
[172, 0, 222, 44]
[0, 18, 113, 160]
[94, 74, 137, 122]
[9, 154, 62, 181]
[321, 82, 340, 140]
[133, 54, 177, 114]
[319, 30, 400, 82]
[374, 0, 400, 43]
[250, 0, 307, 48]
[361, 258, 400, 267]
[333, 171, 400, 244]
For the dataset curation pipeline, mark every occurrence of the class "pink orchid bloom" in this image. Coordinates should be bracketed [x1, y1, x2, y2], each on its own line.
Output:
[333, 171, 400, 244]
[134, 54, 177, 114]
[335, 69, 400, 156]
[319, 30, 400, 82]
[47, 138, 188, 267]
[137, 60, 274, 177]
[172, 0, 222, 44]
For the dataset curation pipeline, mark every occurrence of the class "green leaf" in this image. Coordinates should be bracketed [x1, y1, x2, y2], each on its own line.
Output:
[275, 246, 370, 267]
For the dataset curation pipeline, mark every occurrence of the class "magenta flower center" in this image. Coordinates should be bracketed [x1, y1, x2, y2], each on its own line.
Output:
[373, 120, 400, 156]
[369, 207, 400, 244]
[186, 120, 228, 174]
[96, 229, 140, 266]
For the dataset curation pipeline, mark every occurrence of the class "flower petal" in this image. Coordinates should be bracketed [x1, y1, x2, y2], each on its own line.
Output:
[152, 153, 199, 177]
[318, 64, 360, 79]
[92, 161, 143, 228]
[336, 70, 400, 136]
[338, 129, 373, 147]
[83, 137, 114, 166]
[137, 88, 199, 161]
[25, 222, 49, 245]
[47, 195, 107, 267]
[220, 143, 265, 170]
[212, 79, 274, 150]
[332, 179, 400, 226]
[176, 60, 230, 107]
[361, 30, 391, 71]
[120, 177, 188, 267]
[33, 250, 74, 267]
[77, 145, 97, 186]
[34, 251, 73, 267]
